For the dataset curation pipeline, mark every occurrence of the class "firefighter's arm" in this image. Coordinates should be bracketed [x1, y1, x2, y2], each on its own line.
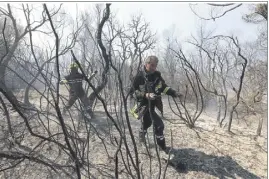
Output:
[165, 87, 182, 98]
[132, 74, 146, 100]
[60, 75, 69, 85]
[60, 79, 68, 84]
[159, 74, 182, 98]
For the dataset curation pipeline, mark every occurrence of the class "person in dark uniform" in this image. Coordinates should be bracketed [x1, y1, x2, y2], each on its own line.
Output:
[130, 56, 182, 152]
[60, 62, 97, 116]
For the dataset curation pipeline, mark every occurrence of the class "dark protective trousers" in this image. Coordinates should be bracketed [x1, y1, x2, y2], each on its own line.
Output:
[140, 108, 166, 149]
[64, 90, 91, 112]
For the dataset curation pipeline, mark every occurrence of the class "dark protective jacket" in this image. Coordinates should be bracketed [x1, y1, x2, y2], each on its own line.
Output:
[130, 67, 177, 119]
[64, 71, 86, 97]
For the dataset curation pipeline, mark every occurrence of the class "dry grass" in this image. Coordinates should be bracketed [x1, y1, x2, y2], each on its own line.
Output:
[0, 89, 267, 179]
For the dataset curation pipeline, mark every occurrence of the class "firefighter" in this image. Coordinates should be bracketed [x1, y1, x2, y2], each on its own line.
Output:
[130, 56, 182, 152]
[60, 62, 97, 116]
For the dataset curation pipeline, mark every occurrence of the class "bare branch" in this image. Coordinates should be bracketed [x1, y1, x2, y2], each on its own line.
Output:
[190, 3, 242, 21]
[44, 4, 82, 179]
[207, 3, 235, 6]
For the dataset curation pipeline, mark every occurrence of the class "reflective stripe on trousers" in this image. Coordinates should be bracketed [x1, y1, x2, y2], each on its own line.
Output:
[156, 135, 164, 140]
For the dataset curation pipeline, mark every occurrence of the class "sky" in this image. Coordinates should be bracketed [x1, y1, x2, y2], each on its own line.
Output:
[62, 2, 262, 53]
[1, 2, 264, 55]
[114, 3, 260, 43]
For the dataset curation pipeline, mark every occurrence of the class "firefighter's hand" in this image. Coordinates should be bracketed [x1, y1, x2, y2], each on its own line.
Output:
[91, 70, 98, 76]
[177, 93, 184, 100]
[145, 93, 157, 100]
[59, 80, 65, 85]
[172, 91, 183, 99]
[176, 92, 183, 100]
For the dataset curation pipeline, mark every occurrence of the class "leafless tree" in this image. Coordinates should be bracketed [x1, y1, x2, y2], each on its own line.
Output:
[164, 46, 204, 128]
[0, 3, 86, 178]
[22, 4, 81, 106]
[243, 3, 267, 23]
[161, 25, 181, 89]
[0, 3, 265, 179]
[187, 33, 233, 127]
[235, 41, 267, 136]
[126, 14, 156, 85]
[0, 4, 61, 106]
[243, 4, 268, 52]
[203, 35, 248, 132]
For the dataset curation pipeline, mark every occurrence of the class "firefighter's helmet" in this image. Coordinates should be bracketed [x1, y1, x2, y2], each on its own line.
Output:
[69, 62, 78, 69]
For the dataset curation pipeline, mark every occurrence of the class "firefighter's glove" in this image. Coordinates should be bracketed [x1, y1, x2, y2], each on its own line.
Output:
[177, 93, 184, 100]
[145, 93, 157, 100]
[172, 91, 183, 100]
[59, 79, 66, 85]
[91, 70, 98, 76]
